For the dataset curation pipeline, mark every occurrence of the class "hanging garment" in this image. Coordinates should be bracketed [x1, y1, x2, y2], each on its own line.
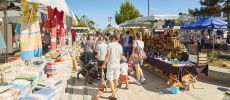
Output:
[15, 23, 21, 34]
[59, 27, 65, 46]
[50, 27, 57, 50]
[41, 12, 47, 24]
[19, 21, 43, 60]
[71, 30, 77, 42]
[18, 1, 42, 60]
[0, 31, 6, 49]
[44, 6, 57, 29]
[56, 10, 64, 28]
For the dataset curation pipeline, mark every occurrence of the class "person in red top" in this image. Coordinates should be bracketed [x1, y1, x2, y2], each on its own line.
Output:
[71, 29, 77, 45]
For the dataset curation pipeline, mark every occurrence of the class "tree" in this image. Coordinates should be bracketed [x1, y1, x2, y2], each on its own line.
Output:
[115, 1, 142, 25]
[88, 20, 95, 30]
[107, 24, 112, 28]
[189, 0, 223, 17]
[77, 15, 96, 30]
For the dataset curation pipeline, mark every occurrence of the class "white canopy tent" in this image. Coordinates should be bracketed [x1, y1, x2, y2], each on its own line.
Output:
[177, 14, 195, 22]
[102, 25, 120, 34]
[27, 0, 69, 13]
[119, 15, 179, 28]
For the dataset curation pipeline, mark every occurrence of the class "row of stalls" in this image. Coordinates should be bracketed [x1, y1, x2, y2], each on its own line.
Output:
[118, 15, 229, 54]
[116, 15, 230, 92]
[0, 0, 84, 99]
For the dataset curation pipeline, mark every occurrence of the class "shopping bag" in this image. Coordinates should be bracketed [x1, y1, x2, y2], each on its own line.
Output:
[129, 41, 147, 61]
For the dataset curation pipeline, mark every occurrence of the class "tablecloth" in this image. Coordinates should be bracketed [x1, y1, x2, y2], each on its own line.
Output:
[145, 57, 208, 82]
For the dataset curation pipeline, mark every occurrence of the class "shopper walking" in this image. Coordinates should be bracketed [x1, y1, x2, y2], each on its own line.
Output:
[96, 36, 108, 80]
[131, 32, 145, 83]
[82, 35, 95, 65]
[123, 31, 131, 59]
[102, 33, 123, 100]
[119, 56, 129, 89]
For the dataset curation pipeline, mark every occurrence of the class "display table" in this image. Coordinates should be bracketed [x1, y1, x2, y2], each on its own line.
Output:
[0, 45, 82, 99]
[145, 57, 208, 82]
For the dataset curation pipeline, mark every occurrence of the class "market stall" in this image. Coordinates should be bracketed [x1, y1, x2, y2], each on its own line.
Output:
[0, 0, 82, 99]
[119, 14, 210, 90]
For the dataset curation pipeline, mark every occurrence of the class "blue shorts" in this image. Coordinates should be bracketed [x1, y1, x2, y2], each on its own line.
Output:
[134, 60, 143, 65]
[123, 46, 131, 53]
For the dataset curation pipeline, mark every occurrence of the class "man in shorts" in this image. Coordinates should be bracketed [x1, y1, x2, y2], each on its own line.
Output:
[123, 31, 131, 58]
[102, 33, 123, 100]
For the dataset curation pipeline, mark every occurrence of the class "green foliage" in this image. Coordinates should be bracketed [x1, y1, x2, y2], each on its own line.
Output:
[188, 0, 226, 16]
[77, 15, 96, 30]
[208, 50, 218, 62]
[115, 1, 142, 25]
[107, 24, 112, 28]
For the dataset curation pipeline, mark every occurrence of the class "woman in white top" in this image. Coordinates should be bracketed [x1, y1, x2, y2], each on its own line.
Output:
[132, 32, 145, 83]
[95, 36, 108, 80]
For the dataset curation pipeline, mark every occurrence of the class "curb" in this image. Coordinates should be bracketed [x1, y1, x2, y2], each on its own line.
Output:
[207, 66, 230, 84]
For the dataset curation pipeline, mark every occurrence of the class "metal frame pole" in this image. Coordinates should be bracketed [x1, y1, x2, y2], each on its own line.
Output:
[3, 8, 7, 62]
[148, 0, 150, 16]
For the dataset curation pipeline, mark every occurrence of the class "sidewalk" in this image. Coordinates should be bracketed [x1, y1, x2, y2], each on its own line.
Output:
[65, 70, 229, 100]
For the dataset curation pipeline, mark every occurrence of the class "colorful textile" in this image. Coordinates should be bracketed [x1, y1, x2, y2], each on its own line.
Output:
[19, 21, 43, 60]
[71, 30, 77, 42]
[56, 10, 64, 28]
[44, 6, 57, 29]
[18, 0, 42, 60]
[59, 28, 65, 46]
[15, 23, 21, 34]
[51, 27, 57, 50]
[0, 31, 6, 49]
[41, 12, 47, 23]
[35, 88, 56, 100]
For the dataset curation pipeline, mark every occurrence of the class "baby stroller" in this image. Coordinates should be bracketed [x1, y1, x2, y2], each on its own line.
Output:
[128, 61, 136, 78]
[77, 59, 99, 84]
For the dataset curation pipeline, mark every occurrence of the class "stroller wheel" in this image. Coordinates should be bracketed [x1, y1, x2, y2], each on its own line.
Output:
[87, 78, 93, 84]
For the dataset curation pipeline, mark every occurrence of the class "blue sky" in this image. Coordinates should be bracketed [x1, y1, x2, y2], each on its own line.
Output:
[66, 0, 201, 29]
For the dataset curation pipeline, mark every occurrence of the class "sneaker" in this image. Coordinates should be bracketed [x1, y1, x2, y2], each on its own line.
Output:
[135, 81, 141, 86]
[140, 77, 145, 83]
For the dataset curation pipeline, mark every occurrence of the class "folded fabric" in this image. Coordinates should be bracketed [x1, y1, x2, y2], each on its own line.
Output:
[16, 74, 37, 84]
[0, 89, 18, 100]
[24, 67, 44, 79]
[0, 84, 13, 93]
[38, 77, 62, 88]
[12, 84, 30, 98]
[12, 79, 31, 99]
[20, 96, 38, 100]
[34, 88, 55, 100]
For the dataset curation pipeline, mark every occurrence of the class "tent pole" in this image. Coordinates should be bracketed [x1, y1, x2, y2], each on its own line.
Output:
[212, 31, 215, 51]
[3, 9, 8, 62]
[148, 0, 150, 16]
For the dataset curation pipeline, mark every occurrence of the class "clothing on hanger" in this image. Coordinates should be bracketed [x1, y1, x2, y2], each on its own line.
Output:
[0, 31, 6, 49]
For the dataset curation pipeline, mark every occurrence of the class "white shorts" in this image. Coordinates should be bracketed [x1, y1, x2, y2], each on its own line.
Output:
[106, 65, 121, 81]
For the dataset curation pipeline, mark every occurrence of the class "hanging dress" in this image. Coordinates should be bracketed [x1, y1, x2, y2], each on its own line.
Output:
[18, 2, 42, 60]
[0, 31, 6, 49]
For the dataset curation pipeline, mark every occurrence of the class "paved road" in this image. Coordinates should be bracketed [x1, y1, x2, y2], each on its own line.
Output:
[64, 70, 229, 100]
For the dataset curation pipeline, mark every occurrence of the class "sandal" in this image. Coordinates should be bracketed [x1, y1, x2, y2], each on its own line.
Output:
[108, 96, 117, 100]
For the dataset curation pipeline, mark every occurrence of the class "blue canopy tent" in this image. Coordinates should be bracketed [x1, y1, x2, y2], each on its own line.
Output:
[181, 17, 228, 51]
[181, 17, 227, 30]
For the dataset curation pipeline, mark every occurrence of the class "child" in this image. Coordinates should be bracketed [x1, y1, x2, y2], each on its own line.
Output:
[119, 56, 129, 89]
